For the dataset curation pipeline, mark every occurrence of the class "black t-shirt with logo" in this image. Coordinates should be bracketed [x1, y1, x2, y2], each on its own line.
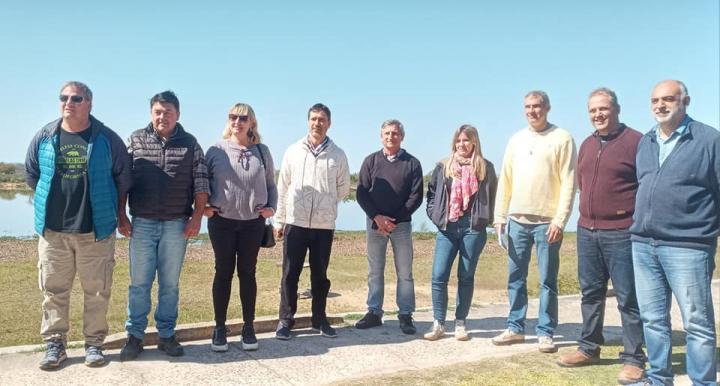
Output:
[45, 127, 94, 233]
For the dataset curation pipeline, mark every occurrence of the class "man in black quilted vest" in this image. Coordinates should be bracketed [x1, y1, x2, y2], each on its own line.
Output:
[118, 90, 209, 360]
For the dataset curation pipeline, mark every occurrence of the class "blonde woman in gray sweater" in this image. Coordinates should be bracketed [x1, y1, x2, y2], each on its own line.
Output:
[204, 103, 277, 352]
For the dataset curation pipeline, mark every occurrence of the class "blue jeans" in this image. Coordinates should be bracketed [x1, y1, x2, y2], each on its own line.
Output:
[431, 215, 487, 322]
[506, 219, 560, 337]
[126, 217, 188, 339]
[366, 219, 415, 316]
[576, 227, 645, 367]
[632, 241, 717, 386]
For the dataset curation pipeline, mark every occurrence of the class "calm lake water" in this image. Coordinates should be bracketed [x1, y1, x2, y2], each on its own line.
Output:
[0, 190, 579, 238]
[0, 190, 434, 237]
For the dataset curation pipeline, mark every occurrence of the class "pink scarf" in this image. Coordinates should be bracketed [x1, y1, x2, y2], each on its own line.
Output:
[448, 154, 479, 222]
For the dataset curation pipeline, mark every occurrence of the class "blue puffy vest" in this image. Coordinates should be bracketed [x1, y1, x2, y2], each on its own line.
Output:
[33, 130, 119, 240]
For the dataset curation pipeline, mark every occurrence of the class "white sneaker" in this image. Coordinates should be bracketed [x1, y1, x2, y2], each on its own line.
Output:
[423, 320, 445, 341]
[491, 329, 525, 346]
[537, 335, 557, 353]
[454, 320, 469, 341]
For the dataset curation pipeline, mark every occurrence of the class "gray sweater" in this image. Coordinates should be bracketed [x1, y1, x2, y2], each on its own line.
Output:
[206, 140, 277, 221]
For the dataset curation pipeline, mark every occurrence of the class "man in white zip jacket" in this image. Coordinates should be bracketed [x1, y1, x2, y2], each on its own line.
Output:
[274, 103, 350, 340]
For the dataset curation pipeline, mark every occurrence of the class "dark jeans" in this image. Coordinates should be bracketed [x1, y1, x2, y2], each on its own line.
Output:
[577, 226, 646, 367]
[208, 215, 265, 326]
[278, 224, 334, 327]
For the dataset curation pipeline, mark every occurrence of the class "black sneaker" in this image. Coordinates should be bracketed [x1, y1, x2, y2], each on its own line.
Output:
[39, 340, 67, 370]
[158, 335, 184, 357]
[84, 345, 106, 367]
[355, 312, 383, 329]
[211, 326, 229, 352]
[275, 323, 292, 340]
[119, 335, 144, 362]
[398, 314, 417, 335]
[241, 324, 258, 351]
[313, 320, 337, 338]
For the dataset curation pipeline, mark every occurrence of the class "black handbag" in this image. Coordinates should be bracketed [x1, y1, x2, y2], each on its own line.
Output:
[257, 146, 276, 248]
[261, 220, 276, 248]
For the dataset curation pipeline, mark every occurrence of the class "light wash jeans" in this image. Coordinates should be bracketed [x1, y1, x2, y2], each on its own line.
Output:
[506, 219, 560, 337]
[365, 219, 415, 316]
[431, 215, 487, 322]
[632, 241, 717, 386]
[126, 217, 188, 339]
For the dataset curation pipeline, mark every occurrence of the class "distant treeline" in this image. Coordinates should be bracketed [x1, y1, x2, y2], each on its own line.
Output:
[0, 162, 433, 196]
[0, 163, 25, 184]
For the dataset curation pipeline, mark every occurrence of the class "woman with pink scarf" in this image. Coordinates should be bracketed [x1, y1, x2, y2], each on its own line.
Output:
[424, 124, 497, 341]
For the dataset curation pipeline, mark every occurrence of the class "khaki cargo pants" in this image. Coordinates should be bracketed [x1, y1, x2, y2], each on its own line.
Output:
[38, 230, 116, 346]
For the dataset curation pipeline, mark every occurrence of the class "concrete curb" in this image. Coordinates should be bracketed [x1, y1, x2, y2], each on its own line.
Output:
[0, 315, 344, 354]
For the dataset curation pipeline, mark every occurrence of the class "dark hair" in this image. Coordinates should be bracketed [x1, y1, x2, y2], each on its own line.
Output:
[150, 90, 180, 111]
[307, 103, 331, 120]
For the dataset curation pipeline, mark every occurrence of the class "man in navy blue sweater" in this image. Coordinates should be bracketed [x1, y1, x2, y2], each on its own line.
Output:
[631, 80, 718, 385]
[355, 119, 424, 334]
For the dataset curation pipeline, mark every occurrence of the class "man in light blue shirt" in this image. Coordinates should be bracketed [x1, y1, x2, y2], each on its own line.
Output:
[631, 80, 718, 386]
[656, 115, 690, 165]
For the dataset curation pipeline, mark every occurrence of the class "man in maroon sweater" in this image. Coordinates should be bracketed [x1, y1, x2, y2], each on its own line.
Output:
[557, 88, 646, 385]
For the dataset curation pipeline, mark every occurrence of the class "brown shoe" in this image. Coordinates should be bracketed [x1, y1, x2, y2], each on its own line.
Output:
[617, 364, 644, 385]
[556, 349, 598, 367]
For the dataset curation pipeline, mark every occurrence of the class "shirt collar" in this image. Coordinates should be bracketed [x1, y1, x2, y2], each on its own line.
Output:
[593, 123, 626, 141]
[383, 148, 405, 161]
[653, 114, 691, 140]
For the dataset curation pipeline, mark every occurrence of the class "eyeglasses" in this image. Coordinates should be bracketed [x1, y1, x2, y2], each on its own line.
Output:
[59, 95, 84, 103]
[228, 114, 249, 122]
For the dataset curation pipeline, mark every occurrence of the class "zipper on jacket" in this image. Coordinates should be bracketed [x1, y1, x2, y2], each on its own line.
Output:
[307, 152, 314, 228]
[161, 140, 167, 170]
[86, 141, 99, 241]
[644, 134, 687, 234]
[587, 142, 605, 230]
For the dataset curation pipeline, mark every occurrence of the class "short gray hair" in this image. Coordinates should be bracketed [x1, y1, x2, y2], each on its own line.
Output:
[60, 81, 93, 101]
[524, 90, 550, 108]
[381, 119, 405, 137]
[589, 87, 619, 108]
[676, 80, 689, 99]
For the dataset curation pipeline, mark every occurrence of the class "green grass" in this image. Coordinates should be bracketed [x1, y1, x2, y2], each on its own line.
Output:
[0, 233, 717, 348]
[337, 340, 720, 386]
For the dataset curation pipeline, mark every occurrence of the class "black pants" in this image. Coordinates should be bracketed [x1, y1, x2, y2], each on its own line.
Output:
[577, 226, 646, 367]
[208, 215, 265, 326]
[278, 224, 334, 327]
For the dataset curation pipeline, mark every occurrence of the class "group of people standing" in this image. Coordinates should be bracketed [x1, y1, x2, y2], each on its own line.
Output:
[25, 79, 716, 386]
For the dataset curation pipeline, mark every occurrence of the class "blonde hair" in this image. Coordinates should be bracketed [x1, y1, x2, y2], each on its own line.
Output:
[222, 103, 261, 144]
[443, 124, 486, 181]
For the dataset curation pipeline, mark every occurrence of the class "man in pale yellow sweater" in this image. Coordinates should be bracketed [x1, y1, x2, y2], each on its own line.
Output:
[491, 90, 577, 353]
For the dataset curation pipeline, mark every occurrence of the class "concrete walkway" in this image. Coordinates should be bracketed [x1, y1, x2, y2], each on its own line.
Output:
[1, 281, 718, 385]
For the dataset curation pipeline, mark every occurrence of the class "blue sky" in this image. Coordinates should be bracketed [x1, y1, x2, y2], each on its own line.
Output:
[0, 0, 718, 176]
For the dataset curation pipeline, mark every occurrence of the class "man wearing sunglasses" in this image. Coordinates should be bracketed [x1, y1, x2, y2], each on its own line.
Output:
[274, 103, 350, 340]
[118, 90, 209, 360]
[25, 81, 132, 370]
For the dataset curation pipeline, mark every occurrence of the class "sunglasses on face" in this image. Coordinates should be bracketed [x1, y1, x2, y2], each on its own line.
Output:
[228, 114, 249, 122]
[59, 95, 84, 103]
